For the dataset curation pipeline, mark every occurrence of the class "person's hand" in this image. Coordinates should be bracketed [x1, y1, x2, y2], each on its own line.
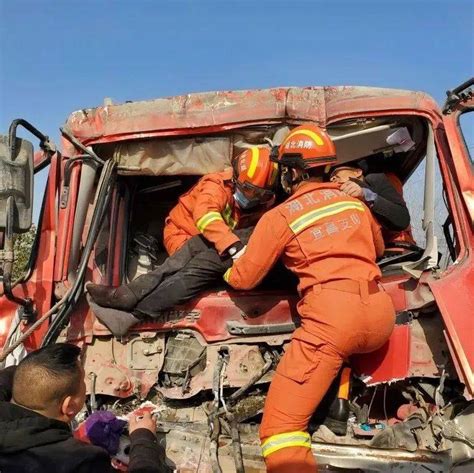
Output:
[340, 180, 364, 200]
[129, 411, 156, 435]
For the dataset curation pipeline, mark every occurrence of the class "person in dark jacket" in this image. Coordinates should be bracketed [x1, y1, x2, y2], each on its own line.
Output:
[0, 343, 167, 473]
[329, 161, 411, 235]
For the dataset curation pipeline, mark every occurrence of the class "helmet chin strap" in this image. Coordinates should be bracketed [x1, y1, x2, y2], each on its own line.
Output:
[281, 166, 309, 193]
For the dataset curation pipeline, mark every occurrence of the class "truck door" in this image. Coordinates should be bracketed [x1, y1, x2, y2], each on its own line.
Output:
[0, 120, 59, 362]
[429, 78, 474, 396]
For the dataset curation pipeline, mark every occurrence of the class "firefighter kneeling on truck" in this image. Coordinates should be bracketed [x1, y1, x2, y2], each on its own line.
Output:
[86, 147, 278, 336]
[223, 124, 396, 473]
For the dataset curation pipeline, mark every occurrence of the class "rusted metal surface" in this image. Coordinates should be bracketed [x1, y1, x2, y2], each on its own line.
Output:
[64, 86, 442, 154]
[159, 424, 464, 472]
[156, 343, 273, 400]
[311, 443, 453, 472]
[408, 316, 449, 378]
[83, 333, 165, 398]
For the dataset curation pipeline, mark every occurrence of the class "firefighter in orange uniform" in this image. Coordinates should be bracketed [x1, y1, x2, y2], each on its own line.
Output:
[87, 147, 278, 335]
[163, 147, 278, 256]
[223, 124, 396, 473]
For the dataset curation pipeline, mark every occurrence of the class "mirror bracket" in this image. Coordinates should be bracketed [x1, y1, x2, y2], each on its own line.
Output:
[0, 118, 51, 321]
[1, 195, 37, 322]
[9, 119, 56, 159]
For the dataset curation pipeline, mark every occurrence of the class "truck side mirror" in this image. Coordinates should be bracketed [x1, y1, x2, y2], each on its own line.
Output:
[0, 134, 34, 234]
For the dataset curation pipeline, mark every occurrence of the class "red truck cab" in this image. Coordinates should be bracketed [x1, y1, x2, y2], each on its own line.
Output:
[1, 80, 473, 472]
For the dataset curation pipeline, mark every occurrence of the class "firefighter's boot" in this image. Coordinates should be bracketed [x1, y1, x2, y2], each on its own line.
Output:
[86, 283, 138, 311]
[325, 366, 351, 436]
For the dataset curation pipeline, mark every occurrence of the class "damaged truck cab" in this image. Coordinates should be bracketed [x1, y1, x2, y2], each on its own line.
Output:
[0, 80, 473, 472]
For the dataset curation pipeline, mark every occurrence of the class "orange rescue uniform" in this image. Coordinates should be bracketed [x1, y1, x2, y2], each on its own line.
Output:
[224, 182, 395, 473]
[163, 170, 263, 256]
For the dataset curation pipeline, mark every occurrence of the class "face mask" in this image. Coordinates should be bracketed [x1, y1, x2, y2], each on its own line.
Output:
[234, 189, 259, 210]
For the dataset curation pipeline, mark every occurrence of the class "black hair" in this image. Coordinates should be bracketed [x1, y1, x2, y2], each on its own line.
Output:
[306, 166, 327, 179]
[13, 343, 83, 410]
[330, 159, 369, 176]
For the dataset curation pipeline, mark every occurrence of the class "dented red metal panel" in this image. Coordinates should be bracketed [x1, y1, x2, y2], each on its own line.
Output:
[426, 94, 474, 396]
[429, 261, 474, 396]
[90, 290, 299, 343]
[65, 88, 288, 148]
[64, 86, 443, 155]
[0, 154, 60, 349]
[285, 86, 438, 123]
[351, 325, 411, 384]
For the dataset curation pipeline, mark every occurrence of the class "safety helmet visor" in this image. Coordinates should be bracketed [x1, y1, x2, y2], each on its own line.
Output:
[236, 179, 275, 204]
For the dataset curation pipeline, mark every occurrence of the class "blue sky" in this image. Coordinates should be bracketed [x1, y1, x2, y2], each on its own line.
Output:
[0, 0, 473, 219]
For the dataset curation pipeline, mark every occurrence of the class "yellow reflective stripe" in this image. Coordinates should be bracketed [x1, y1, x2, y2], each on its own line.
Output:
[196, 211, 224, 232]
[222, 204, 237, 229]
[223, 204, 231, 221]
[289, 201, 365, 234]
[247, 147, 260, 178]
[261, 431, 311, 458]
[223, 268, 231, 283]
[285, 129, 324, 146]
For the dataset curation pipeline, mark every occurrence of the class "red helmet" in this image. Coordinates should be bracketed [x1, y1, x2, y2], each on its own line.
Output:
[232, 147, 278, 204]
[272, 123, 337, 170]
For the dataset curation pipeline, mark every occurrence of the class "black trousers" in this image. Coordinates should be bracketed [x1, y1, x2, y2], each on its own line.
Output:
[126, 228, 254, 318]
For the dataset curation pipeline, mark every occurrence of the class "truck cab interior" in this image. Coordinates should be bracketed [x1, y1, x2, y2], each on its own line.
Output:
[91, 114, 446, 292]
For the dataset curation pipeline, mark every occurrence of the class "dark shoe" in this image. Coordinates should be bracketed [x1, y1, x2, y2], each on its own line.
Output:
[86, 283, 138, 311]
[88, 301, 141, 337]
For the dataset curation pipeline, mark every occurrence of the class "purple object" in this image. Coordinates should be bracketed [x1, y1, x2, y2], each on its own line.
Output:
[85, 411, 127, 455]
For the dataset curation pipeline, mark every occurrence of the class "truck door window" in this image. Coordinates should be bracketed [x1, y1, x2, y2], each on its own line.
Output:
[396, 123, 460, 274]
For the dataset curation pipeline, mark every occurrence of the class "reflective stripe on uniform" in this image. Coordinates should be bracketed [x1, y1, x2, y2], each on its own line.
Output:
[261, 431, 311, 458]
[289, 201, 365, 234]
[196, 211, 224, 232]
[222, 204, 237, 229]
[247, 147, 260, 178]
[223, 267, 231, 283]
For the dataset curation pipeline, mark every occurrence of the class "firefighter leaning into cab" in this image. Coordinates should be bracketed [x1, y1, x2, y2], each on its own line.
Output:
[223, 124, 396, 473]
[86, 147, 278, 336]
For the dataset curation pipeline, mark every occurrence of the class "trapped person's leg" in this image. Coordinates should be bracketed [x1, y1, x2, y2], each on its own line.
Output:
[88, 228, 255, 335]
[133, 227, 254, 317]
[86, 235, 210, 310]
[134, 246, 232, 317]
[88, 246, 232, 336]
